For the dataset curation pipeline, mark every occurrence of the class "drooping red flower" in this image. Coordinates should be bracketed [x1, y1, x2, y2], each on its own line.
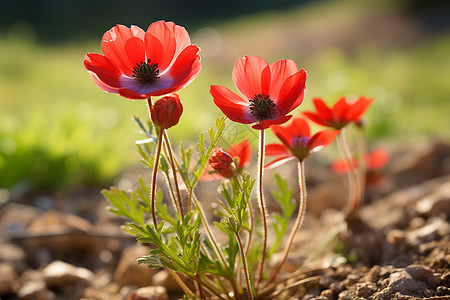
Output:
[150, 93, 183, 129]
[303, 96, 373, 130]
[84, 21, 201, 99]
[265, 118, 338, 168]
[210, 56, 307, 130]
[200, 138, 252, 181]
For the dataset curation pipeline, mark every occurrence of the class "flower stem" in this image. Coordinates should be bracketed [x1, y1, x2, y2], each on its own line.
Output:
[337, 128, 361, 217]
[150, 128, 164, 228]
[270, 160, 307, 281]
[169, 270, 196, 298]
[234, 232, 254, 300]
[256, 129, 268, 290]
[356, 126, 367, 209]
[162, 130, 184, 218]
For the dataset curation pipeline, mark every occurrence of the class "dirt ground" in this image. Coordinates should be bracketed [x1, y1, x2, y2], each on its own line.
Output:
[0, 138, 449, 300]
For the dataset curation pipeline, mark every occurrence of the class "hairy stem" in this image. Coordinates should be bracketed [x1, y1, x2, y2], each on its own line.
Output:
[270, 160, 307, 281]
[169, 270, 196, 298]
[235, 232, 254, 300]
[256, 129, 268, 290]
[162, 130, 184, 218]
[150, 128, 164, 228]
[337, 128, 361, 217]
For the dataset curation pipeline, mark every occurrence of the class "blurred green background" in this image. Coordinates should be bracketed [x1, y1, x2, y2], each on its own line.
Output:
[1, 0, 449, 196]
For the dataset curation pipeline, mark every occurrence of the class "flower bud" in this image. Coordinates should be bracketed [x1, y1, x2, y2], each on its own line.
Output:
[150, 94, 183, 129]
[209, 148, 235, 178]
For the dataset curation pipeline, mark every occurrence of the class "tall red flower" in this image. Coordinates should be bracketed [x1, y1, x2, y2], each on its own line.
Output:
[265, 118, 338, 168]
[201, 138, 252, 181]
[84, 21, 201, 99]
[303, 96, 373, 129]
[210, 56, 307, 130]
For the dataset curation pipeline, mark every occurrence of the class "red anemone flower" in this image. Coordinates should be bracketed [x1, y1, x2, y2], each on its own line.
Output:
[84, 21, 201, 99]
[303, 96, 373, 129]
[331, 147, 390, 174]
[265, 118, 338, 168]
[200, 138, 252, 181]
[210, 56, 307, 130]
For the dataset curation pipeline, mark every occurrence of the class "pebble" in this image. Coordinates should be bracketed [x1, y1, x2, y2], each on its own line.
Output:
[127, 286, 168, 300]
[43, 260, 94, 288]
[0, 263, 18, 294]
[114, 245, 157, 287]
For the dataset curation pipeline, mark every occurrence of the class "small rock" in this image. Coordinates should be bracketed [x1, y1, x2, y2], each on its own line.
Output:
[17, 281, 53, 300]
[0, 242, 27, 272]
[406, 217, 450, 245]
[43, 260, 94, 288]
[319, 289, 333, 299]
[28, 210, 91, 233]
[405, 265, 433, 281]
[0, 263, 18, 294]
[127, 286, 168, 300]
[415, 182, 450, 216]
[114, 245, 157, 287]
[372, 270, 428, 299]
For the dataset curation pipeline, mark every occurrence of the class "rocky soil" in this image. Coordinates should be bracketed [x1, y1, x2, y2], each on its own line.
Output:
[0, 138, 449, 300]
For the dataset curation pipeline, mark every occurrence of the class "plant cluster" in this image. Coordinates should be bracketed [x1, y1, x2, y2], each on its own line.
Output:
[85, 21, 382, 299]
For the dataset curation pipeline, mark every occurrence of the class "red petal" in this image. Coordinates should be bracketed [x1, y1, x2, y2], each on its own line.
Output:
[347, 96, 373, 122]
[312, 98, 333, 122]
[366, 148, 389, 170]
[275, 69, 307, 116]
[302, 111, 328, 127]
[331, 158, 357, 174]
[145, 27, 176, 72]
[148, 21, 191, 60]
[232, 56, 268, 100]
[290, 118, 310, 139]
[264, 156, 295, 169]
[268, 59, 299, 101]
[253, 115, 292, 130]
[118, 89, 147, 99]
[101, 25, 145, 74]
[332, 97, 350, 121]
[210, 85, 255, 124]
[226, 138, 252, 168]
[84, 53, 121, 88]
[271, 124, 292, 147]
[265, 143, 291, 157]
[124, 37, 146, 68]
[308, 130, 339, 153]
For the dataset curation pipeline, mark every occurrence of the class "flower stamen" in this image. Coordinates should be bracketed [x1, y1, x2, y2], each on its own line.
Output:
[249, 94, 276, 121]
[132, 59, 160, 83]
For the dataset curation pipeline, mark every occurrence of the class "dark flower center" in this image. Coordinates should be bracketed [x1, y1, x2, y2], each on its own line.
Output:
[132, 59, 159, 83]
[249, 94, 275, 121]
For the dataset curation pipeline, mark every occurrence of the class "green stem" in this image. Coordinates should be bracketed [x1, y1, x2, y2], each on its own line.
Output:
[256, 129, 268, 290]
[270, 160, 307, 281]
[234, 232, 254, 300]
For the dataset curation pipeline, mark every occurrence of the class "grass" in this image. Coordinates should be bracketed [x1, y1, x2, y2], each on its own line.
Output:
[1, 0, 449, 191]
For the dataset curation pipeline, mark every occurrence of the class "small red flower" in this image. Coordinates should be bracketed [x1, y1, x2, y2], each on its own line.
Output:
[331, 147, 390, 174]
[84, 21, 201, 99]
[210, 56, 307, 130]
[209, 148, 235, 178]
[150, 94, 183, 129]
[200, 138, 252, 181]
[265, 118, 338, 168]
[303, 96, 373, 129]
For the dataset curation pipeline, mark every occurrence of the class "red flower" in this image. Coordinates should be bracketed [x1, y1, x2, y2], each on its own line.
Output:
[331, 147, 389, 174]
[200, 138, 252, 181]
[265, 118, 338, 168]
[303, 96, 373, 129]
[210, 56, 307, 130]
[150, 93, 183, 129]
[84, 21, 201, 99]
